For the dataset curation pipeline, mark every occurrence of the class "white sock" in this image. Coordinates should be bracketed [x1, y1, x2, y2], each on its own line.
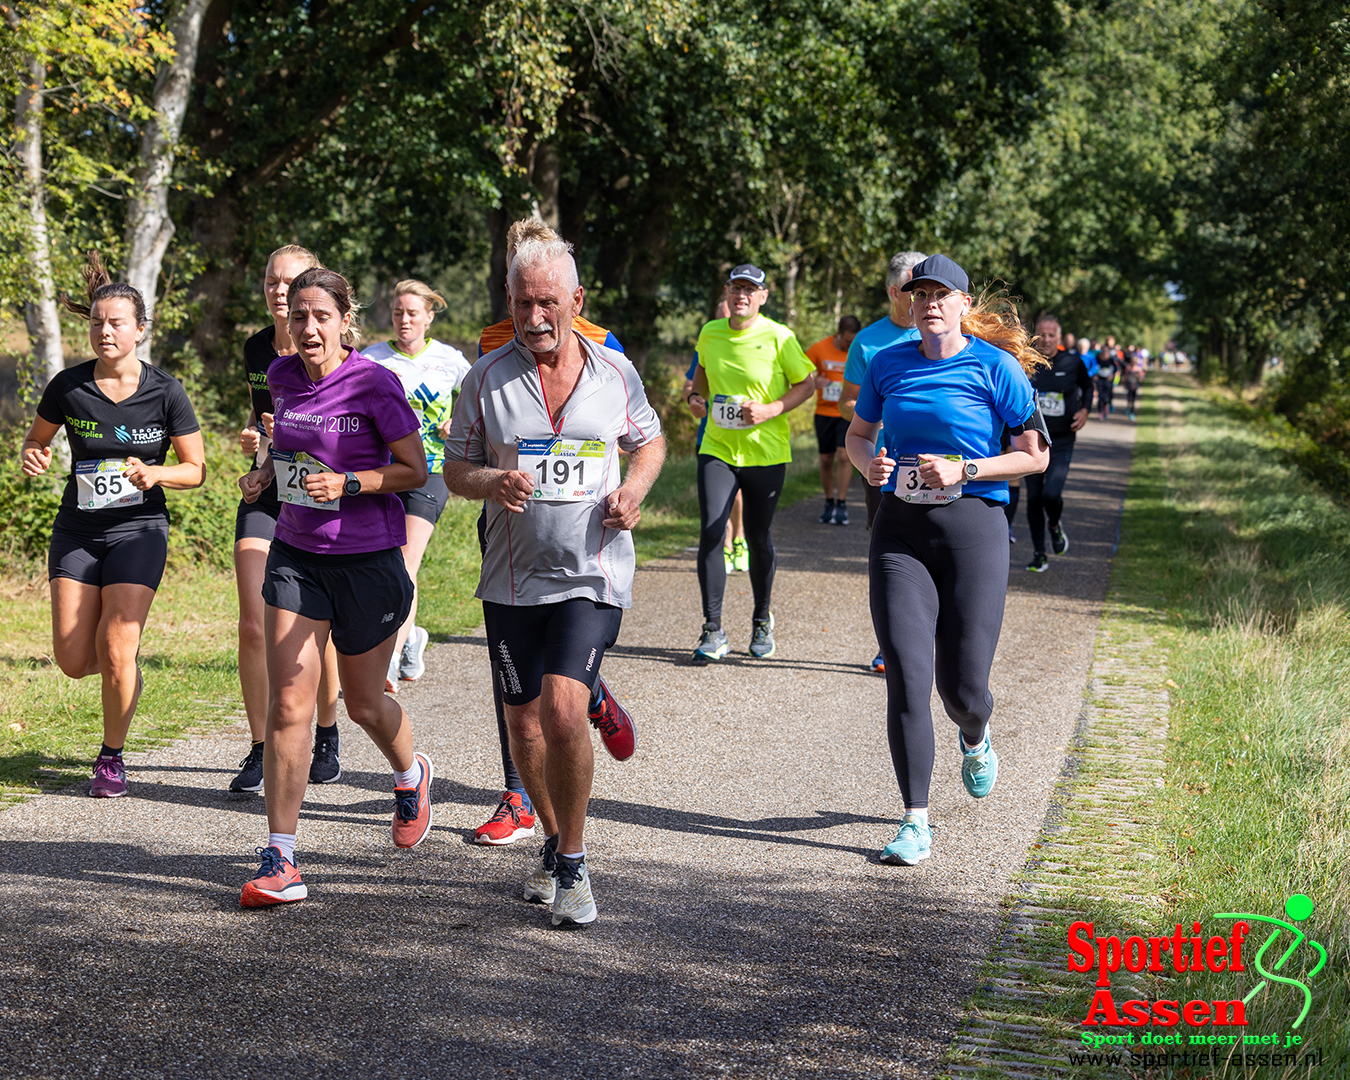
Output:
[962, 729, 986, 752]
[393, 759, 422, 789]
[904, 809, 928, 826]
[268, 833, 297, 864]
[559, 847, 586, 860]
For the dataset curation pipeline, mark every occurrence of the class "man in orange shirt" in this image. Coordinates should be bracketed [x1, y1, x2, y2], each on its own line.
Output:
[806, 315, 861, 525]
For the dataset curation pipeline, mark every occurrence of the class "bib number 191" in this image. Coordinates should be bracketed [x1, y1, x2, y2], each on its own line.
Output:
[518, 437, 606, 501]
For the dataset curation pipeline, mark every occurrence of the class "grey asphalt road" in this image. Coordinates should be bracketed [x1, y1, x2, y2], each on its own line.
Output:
[0, 417, 1134, 1080]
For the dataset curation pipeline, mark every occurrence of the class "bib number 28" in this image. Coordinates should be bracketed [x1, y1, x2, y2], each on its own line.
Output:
[272, 449, 340, 512]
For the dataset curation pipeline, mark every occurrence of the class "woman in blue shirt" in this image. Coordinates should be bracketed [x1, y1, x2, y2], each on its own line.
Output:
[846, 254, 1049, 866]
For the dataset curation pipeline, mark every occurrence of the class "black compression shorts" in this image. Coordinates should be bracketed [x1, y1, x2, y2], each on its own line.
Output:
[396, 472, 451, 525]
[262, 539, 413, 656]
[48, 517, 170, 590]
[235, 488, 282, 544]
[482, 598, 622, 706]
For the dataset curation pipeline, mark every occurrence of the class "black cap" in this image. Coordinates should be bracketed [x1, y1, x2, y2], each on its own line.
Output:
[727, 263, 767, 287]
[900, 253, 969, 294]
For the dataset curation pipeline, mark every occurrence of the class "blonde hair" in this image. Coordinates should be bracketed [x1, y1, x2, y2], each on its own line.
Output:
[506, 218, 558, 265]
[961, 286, 1048, 376]
[267, 244, 320, 273]
[391, 279, 447, 314]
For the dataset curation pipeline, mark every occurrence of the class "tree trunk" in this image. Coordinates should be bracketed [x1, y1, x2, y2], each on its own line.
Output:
[784, 255, 800, 330]
[8, 15, 65, 385]
[532, 142, 560, 230]
[486, 205, 510, 323]
[124, 0, 213, 362]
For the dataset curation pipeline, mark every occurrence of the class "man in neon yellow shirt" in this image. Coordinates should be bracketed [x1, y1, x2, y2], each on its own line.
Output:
[686, 264, 815, 661]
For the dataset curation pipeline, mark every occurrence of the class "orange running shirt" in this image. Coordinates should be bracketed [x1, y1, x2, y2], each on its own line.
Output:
[806, 335, 848, 418]
[478, 315, 620, 357]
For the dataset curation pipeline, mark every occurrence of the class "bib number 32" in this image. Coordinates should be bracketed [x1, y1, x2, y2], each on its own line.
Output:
[891, 454, 965, 504]
[272, 448, 340, 512]
[518, 437, 606, 501]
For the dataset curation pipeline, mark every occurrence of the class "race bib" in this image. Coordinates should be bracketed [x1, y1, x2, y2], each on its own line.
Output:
[253, 428, 272, 471]
[518, 437, 607, 502]
[710, 395, 752, 430]
[272, 448, 340, 512]
[822, 381, 843, 403]
[1038, 390, 1066, 417]
[889, 454, 965, 504]
[75, 459, 143, 511]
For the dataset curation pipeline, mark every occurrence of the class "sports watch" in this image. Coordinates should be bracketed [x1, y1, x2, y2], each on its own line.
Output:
[963, 461, 979, 481]
[343, 471, 361, 496]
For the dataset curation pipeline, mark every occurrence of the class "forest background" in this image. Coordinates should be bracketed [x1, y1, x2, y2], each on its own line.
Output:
[1, 0, 1347, 521]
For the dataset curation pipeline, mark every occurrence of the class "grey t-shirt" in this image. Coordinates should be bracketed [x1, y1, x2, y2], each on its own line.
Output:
[446, 332, 662, 608]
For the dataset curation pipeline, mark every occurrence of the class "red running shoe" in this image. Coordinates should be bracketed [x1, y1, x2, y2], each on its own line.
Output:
[240, 846, 307, 907]
[588, 678, 636, 761]
[473, 791, 537, 846]
[392, 752, 433, 849]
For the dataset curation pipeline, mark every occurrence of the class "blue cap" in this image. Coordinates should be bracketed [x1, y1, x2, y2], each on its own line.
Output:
[727, 263, 767, 287]
[900, 253, 970, 294]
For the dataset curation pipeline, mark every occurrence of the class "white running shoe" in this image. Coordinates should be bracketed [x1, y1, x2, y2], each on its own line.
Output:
[523, 836, 558, 904]
[399, 625, 429, 681]
[551, 855, 597, 926]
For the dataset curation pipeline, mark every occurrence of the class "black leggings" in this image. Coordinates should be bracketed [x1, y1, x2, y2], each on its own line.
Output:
[1024, 434, 1075, 555]
[1095, 377, 1114, 414]
[696, 455, 786, 624]
[870, 494, 1009, 809]
[1124, 380, 1140, 412]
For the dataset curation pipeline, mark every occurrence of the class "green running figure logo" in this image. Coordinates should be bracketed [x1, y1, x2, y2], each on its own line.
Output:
[1214, 894, 1327, 1028]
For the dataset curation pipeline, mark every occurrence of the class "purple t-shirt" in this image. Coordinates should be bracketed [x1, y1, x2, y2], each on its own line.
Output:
[267, 348, 420, 555]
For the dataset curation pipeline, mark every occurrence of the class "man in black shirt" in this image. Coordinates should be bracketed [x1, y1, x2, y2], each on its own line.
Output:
[1025, 316, 1092, 572]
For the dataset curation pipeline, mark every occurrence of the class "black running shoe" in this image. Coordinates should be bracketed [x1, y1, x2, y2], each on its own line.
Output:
[309, 731, 341, 784]
[1026, 552, 1050, 573]
[818, 498, 835, 524]
[1050, 524, 1069, 555]
[229, 742, 265, 793]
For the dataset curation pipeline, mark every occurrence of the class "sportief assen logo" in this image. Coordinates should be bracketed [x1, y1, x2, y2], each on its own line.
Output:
[1069, 894, 1326, 1055]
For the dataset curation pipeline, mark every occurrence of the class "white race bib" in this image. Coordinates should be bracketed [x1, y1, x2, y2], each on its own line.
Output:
[75, 459, 143, 511]
[822, 381, 843, 403]
[518, 437, 607, 502]
[711, 395, 752, 430]
[1038, 390, 1066, 417]
[272, 449, 340, 512]
[889, 454, 965, 504]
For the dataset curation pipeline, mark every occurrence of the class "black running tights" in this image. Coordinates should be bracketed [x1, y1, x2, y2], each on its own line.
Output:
[697, 455, 785, 625]
[870, 494, 1009, 809]
[1024, 435, 1075, 555]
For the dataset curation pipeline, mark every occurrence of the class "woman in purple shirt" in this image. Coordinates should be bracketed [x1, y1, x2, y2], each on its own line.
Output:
[236, 267, 432, 907]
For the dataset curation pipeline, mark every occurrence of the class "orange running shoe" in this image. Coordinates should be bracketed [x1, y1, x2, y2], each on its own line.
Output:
[240, 846, 307, 907]
[392, 752, 433, 849]
[473, 791, 537, 846]
[588, 678, 636, 761]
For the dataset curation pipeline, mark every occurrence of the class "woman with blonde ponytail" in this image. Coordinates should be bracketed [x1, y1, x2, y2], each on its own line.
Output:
[845, 253, 1049, 867]
[19, 252, 206, 798]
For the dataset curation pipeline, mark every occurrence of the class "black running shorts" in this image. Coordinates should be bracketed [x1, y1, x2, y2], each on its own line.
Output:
[396, 472, 451, 526]
[234, 486, 282, 544]
[814, 414, 850, 455]
[48, 516, 170, 590]
[482, 598, 622, 706]
[262, 540, 413, 656]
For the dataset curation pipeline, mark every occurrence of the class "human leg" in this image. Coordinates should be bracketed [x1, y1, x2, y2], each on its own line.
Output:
[234, 539, 272, 743]
[50, 578, 102, 681]
[738, 462, 787, 622]
[833, 449, 853, 504]
[696, 455, 740, 627]
[261, 605, 329, 837]
[1041, 437, 1076, 539]
[1024, 470, 1048, 555]
[92, 583, 155, 752]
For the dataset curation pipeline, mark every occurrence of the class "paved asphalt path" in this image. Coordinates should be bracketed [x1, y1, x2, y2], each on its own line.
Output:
[1, 418, 1134, 1080]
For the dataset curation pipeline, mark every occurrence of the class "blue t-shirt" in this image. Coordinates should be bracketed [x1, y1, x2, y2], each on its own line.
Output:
[1080, 350, 1099, 377]
[685, 354, 709, 448]
[854, 336, 1036, 505]
[843, 318, 921, 384]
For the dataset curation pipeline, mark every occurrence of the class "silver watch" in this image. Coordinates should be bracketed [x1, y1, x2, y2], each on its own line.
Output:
[964, 460, 979, 481]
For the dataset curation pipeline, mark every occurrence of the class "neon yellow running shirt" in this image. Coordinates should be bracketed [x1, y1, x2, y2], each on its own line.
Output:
[695, 315, 814, 467]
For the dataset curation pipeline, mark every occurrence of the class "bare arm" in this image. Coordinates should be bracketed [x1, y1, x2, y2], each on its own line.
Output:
[845, 416, 895, 488]
[126, 431, 207, 491]
[443, 458, 535, 514]
[20, 416, 62, 476]
[604, 435, 666, 530]
[741, 376, 815, 426]
[837, 380, 861, 422]
[917, 430, 1049, 487]
[304, 431, 429, 503]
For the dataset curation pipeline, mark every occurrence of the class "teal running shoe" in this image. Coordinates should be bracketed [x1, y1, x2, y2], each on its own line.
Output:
[880, 814, 932, 865]
[748, 613, 776, 658]
[693, 623, 730, 664]
[960, 728, 999, 798]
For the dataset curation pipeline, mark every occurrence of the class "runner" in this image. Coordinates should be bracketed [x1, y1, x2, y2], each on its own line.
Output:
[21, 252, 205, 798]
[237, 266, 433, 907]
[1121, 348, 1146, 421]
[1023, 315, 1092, 573]
[1094, 336, 1123, 420]
[807, 315, 862, 526]
[231, 245, 343, 794]
[470, 219, 639, 847]
[845, 253, 1050, 865]
[444, 235, 665, 926]
[363, 280, 471, 691]
[686, 264, 816, 662]
[838, 250, 927, 672]
[684, 301, 746, 570]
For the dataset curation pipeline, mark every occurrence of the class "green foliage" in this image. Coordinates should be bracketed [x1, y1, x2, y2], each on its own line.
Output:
[0, 422, 63, 561]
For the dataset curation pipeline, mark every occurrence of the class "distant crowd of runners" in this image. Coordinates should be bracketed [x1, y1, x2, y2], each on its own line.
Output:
[18, 224, 1162, 919]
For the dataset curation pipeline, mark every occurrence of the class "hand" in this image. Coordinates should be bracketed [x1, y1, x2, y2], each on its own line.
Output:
[260, 412, 274, 438]
[123, 457, 159, 491]
[740, 400, 780, 426]
[602, 486, 641, 530]
[687, 394, 707, 419]
[437, 415, 453, 439]
[239, 469, 268, 504]
[304, 470, 346, 504]
[240, 426, 261, 455]
[813, 373, 830, 390]
[1070, 408, 1088, 432]
[918, 455, 965, 488]
[490, 469, 535, 514]
[21, 443, 51, 477]
[868, 448, 896, 488]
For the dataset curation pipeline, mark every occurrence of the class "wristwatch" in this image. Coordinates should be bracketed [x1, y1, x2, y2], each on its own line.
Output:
[964, 461, 979, 481]
[343, 471, 361, 496]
